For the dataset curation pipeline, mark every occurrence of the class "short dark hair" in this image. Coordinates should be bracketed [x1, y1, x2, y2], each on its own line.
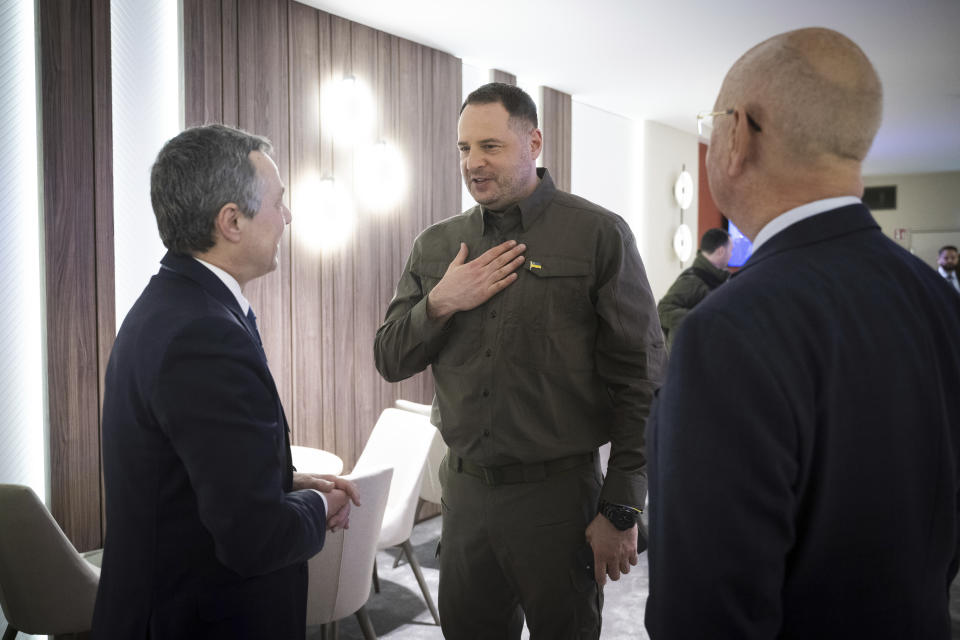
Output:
[939, 245, 958, 256]
[150, 124, 272, 255]
[460, 82, 538, 129]
[701, 228, 731, 254]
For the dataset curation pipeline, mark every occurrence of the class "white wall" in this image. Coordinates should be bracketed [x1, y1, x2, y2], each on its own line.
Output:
[863, 171, 960, 267]
[570, 101, 636, 223]
[0, 4, 46, 637]
[639, 121, 701, 300]
[111, 0, 181, 327]
[0, 0, 46, 497]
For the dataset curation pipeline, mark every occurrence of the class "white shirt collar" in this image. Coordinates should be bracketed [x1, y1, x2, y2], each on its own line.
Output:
[939, 266, 955, 279]
[193, 257, 250, 314]
[751, 196, 862, 253]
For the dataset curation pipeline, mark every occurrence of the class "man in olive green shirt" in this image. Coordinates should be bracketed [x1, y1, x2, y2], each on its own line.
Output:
[657, 228, 732, 349]
[374, 83, 666, 639]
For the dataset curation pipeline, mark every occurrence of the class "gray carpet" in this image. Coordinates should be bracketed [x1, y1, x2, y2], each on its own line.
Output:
[307, 515, 650, 640]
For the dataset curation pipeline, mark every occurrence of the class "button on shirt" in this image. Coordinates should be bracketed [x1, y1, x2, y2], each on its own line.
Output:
[374, 169, 667, 506]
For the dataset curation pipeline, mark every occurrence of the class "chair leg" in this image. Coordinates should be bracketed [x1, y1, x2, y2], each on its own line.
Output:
[402, 539, 440, 625]
[372, 561, 380, 593]
[319, 624, 328, 640]
[355, 605, 378, 640]
[2, 625, 18, 640]
[392, 499, 426, 570]
[414, 497, 426, 524]
[330, 620, 338, 640]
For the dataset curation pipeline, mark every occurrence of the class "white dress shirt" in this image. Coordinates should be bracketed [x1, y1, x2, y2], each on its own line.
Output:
[751, 196, 862, 253]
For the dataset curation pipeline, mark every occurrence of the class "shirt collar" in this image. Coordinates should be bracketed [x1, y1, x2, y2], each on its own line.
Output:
[193, 257, 250, 314]
[941, 266, 956, 279]
[477, 167, 556, 235]
[751, 196, 862, 252]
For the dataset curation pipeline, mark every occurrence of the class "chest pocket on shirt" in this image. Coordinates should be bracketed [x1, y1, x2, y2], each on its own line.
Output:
[415, 261, 483, 365]
[517, 257, 593, 330]
[416, 261, 447, 297]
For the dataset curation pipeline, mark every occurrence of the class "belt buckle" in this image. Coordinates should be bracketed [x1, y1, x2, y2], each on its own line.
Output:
[480, 466, 501, 486]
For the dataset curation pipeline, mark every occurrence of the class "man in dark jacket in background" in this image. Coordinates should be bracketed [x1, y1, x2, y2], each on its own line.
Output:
[657, 228, 731, 349]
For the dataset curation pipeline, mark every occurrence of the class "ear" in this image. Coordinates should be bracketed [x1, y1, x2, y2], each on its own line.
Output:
[529, 128, 543, 161]
[726, 107, 758, 178]
[214, 202, 244, 245]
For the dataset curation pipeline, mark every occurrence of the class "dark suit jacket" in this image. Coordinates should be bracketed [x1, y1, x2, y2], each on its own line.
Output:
[646, 204, 960, 639]
[92, 252, 327, 639]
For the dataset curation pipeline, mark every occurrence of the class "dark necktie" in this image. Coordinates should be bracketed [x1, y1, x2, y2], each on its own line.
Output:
[246, 307, 264, 349]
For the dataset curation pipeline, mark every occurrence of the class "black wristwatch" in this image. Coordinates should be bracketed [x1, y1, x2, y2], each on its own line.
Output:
[598, 499, 640, 531]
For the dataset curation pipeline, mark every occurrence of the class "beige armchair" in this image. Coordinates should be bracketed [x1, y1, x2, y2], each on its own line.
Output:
[306, 467, 393, 640]
[0, 484, 101, 640]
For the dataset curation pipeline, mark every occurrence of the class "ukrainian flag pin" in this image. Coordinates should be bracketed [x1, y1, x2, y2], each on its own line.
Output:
[528, 261, 542, 271]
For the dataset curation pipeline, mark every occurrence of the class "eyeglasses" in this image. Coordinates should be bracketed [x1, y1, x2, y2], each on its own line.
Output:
[697, 108, 764, 136]
[697, 109, 734, 136]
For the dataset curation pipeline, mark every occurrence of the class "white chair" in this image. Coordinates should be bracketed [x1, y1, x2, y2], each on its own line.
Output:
[292, 445, 345, 476]
[393, 399, 446, 513]
[305, 467, 393, 640]
[354, 408, 441, 625]
[393, 399, 431, 417]
[0, 484, 101, 640]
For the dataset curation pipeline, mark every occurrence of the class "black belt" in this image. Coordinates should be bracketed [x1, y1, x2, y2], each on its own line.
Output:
[450, 451, 595, 486]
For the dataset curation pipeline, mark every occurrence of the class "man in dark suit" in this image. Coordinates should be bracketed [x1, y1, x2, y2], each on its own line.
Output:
[938, 245, 960, 292]
[646, 28, 960, 638]
[92, 124, 358, 639]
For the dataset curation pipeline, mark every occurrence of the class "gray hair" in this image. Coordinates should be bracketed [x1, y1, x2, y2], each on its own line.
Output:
[150, 124, 273, 255]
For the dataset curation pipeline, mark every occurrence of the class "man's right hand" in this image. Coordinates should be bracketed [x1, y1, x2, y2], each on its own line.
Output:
[426, 240, 526, 320]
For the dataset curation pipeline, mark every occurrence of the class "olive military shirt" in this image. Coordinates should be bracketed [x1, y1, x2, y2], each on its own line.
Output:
[374, 169, 667, 507]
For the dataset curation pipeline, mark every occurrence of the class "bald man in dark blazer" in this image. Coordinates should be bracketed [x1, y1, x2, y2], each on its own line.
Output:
[646, 29, 960, 639]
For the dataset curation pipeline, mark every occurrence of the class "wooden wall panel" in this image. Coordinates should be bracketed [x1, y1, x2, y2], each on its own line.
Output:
[541, 86, 572, 192]
[183, 1, 459, 472]
[315, 10, 338, 456]
[39, 0, 115, 551]
[183, 0, 223, 124]
[490, 69, 516, 85]
[348, 22, 379, 462]
[288, 3, 322, 448]
[374, 31, 400, 422]
[236, 0, 293, 412]
[328, 15, 358, 468]
[698, 142, 725, 235]
[221, 0, 239, 126]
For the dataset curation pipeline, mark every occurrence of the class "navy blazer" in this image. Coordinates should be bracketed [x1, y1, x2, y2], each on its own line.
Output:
[646, 205, 960, 639]
[93, 252, 327, 639]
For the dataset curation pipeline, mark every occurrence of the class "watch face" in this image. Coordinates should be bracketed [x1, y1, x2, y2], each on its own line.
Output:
[602, 503, 637, 530]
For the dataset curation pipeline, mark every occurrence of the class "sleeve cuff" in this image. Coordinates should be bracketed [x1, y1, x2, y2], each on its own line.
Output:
[600, 467, 647, 509]
[408, 294, 453, 343]
[309, 489, 328, 514]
